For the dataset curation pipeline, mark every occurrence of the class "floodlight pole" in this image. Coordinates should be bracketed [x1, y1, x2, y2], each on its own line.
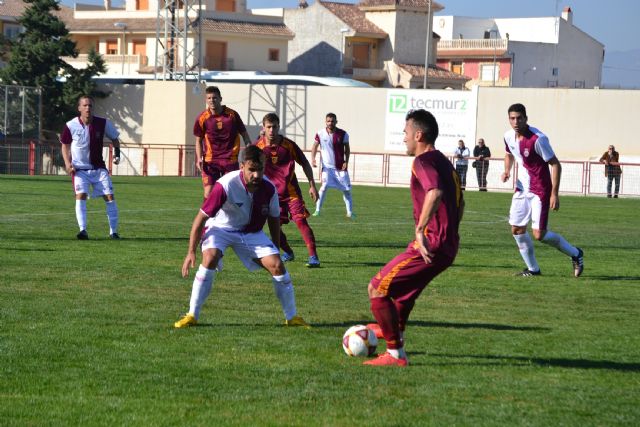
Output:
[423, 0, 431, 88]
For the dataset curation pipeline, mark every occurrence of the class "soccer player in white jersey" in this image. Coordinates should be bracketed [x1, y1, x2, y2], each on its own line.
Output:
[174, 145, 310, 329]
[60, 95, 121, 240]
[310, 113, 355, 218]
[501, 103, 584, 277]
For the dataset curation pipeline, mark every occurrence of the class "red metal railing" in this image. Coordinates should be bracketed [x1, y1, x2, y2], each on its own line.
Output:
[1, 141, 638, 197]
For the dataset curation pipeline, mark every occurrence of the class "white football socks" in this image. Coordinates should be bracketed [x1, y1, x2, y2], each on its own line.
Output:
[75, 199, 87, 231]
[189, 265, 216, 319]
[315, 186, 327, 213]
[342, 190, 353, 216]
[513, 233, 540, 272]
[541, 230, 579, 257]
[272, 271, 297, 320]
[387, 348, 407, 359]
[105, 200, 119, 234]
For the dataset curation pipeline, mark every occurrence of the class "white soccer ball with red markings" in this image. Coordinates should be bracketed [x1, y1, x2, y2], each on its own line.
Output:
[342, 325, 378, 357]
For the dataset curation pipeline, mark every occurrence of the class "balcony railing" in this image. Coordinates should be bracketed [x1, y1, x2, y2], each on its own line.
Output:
[62, 54, 149, 75]
[437, 38, 508, 50]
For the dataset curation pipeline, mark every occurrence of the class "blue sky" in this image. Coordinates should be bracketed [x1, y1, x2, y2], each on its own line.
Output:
[245, 0, 640, 53]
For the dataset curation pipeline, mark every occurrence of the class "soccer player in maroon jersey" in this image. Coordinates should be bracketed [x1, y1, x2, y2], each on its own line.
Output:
[364, 109, 464, 367]
[193, 86, 252, 199]
[254, 113, 321, 268]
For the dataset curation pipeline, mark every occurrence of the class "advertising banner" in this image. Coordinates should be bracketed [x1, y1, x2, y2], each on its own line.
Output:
[385, 87, 478, 154]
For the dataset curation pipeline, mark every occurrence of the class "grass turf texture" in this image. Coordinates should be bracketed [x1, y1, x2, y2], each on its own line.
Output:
[1, 175, 639, 426]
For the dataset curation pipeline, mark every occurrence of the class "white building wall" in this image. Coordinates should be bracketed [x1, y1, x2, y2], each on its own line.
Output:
[223, 36, 289, 73]
[284, 2, 348, 76]
[555, 19, 603, 88]
[391, 10, 429, 65]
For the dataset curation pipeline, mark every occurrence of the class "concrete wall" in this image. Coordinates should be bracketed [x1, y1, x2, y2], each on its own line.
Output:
[96, 83, 640, 163]
[284, 2, 343, 76]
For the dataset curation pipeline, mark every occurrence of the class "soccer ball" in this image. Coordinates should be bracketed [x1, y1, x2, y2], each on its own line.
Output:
[342, 325, 378, 357]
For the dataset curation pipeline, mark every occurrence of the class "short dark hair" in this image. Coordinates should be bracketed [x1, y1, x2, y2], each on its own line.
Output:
[326, 112, 337, 121]
[240, 145, 265, 165]
[405, 109, 439, 143]
[77, 95, 94, 106]
[205, 86, 221, 97]
[508, 103, 527, 117]
[262, 113, 280, 125]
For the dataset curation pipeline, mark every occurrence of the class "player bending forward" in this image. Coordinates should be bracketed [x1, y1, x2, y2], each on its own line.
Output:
[501, 103, 583, 277]
[365, 109, 464, 367]
[174, 145, 310, 329]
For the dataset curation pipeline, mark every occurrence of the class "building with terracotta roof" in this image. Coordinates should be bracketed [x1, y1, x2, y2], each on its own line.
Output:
[267, 0, 468, 89]
[0, 0, 27, 65]
[434, 7, 604, 89]
[46, 0, 293, 76]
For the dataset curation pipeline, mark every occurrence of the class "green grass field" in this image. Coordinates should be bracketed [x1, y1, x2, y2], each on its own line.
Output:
[1, 175, 639, 426]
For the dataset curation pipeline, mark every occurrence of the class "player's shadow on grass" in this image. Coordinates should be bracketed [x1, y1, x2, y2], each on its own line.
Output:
[319, 320, 547, 332]
[589, 275, 640, 282]
[429, 353, 640, 372]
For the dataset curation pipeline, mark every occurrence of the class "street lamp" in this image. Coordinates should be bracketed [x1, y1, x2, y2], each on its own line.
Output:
[423, 0, 431, 89]
[114, 22, 127, 75]
[523, 66, 537, 86]
[339, 28, 349, 76]
[487, 28, 499, 86]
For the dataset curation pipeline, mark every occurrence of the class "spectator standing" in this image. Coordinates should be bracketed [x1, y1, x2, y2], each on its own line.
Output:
[453, 139, 470, 190]
[599, 145, 622, 198]
[473, 138, 491, 191]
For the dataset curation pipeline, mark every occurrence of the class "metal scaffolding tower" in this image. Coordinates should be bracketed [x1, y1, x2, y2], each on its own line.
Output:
[154, 0, 202, 81]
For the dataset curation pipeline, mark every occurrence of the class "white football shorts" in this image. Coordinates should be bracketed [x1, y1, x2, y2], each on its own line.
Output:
[201, 225, 279, 272]
[320, 167, 351, 191]
[509, 191, 548, 231]
[73, 169, 114, 197]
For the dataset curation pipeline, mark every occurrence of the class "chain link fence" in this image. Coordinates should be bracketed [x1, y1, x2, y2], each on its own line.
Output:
[0, 85, 41, 174]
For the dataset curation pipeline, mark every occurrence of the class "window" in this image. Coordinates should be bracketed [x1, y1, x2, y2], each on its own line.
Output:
[3, 24, 22, 40]
[451, 61, 462, 75]
[480, 64, 498, 82]
[268, 49, 280, 62]
[106, 40, 118, 55]
[552, 67, 559, 76]
[216, 0, 235, 12]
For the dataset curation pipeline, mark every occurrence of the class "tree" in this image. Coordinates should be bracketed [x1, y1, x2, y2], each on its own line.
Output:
[0, 0, 106, 132]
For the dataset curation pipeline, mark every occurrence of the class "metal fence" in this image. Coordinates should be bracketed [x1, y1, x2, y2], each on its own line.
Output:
[1, 141, 638, 197]
[0, 85, 41, 145]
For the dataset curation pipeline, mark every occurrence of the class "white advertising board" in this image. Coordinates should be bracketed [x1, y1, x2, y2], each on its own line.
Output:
[385, 87, 478, 154]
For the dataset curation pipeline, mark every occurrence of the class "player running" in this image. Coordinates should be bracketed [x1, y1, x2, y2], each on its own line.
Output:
[254, 113, 321, 268]
[501, 103, 584, 277]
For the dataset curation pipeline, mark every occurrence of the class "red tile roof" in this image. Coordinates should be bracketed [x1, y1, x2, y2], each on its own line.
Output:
[319, 1, 386, 37]
[200, 18, 294, 37]
[56, 8, 293, 38]
[398, 63, 469, 81]
[0, 0, 28, 19]
[358, 0, 444, 11]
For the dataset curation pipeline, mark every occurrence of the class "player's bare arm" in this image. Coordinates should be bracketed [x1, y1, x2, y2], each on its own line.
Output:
[415, 188, 443, 264]
[182, 211, 208, 277]
[342, 144, 350, 171]
[241, 131, 252, 148]
[299, 157, 319, 202]
[501, 153, 514, 182]
[310, 140, 320, 168]
[548, 156, 562, 211]
[195, 136, 203, 172]
[61, 143, 75, 174]
[111, 137, 121, 165]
